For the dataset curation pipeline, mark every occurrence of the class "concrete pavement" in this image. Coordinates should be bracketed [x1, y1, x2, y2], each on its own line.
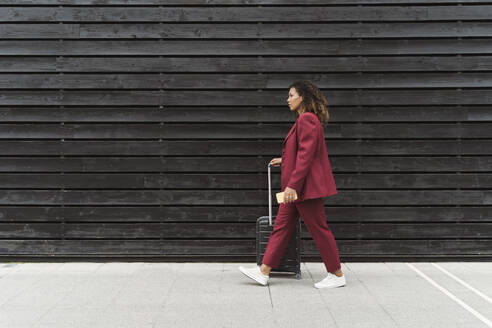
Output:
[0, 261, 491, 328]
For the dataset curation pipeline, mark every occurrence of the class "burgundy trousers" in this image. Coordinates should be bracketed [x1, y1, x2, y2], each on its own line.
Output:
[261, 197, 341, 273]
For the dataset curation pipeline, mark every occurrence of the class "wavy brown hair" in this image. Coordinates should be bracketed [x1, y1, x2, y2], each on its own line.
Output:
[288, 80, 330, 126]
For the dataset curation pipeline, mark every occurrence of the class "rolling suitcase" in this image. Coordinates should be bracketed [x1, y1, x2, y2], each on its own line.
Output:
[256, 162, 302, 279]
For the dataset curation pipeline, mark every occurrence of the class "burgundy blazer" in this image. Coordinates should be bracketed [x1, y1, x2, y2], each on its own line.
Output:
[281, 112, 338, 201]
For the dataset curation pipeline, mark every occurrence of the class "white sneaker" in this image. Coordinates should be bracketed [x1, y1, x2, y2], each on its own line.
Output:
[238, 265, 269, 286]
[314, 273, 346, 289]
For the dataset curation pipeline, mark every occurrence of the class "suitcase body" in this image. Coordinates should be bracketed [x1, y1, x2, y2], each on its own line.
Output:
[256, 163, 302, 279]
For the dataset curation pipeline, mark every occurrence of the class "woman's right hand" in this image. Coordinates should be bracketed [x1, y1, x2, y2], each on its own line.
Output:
[269, 157, 282, 167]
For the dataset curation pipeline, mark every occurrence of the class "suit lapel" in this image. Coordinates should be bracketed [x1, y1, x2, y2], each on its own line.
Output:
[282, 122, 297, 147]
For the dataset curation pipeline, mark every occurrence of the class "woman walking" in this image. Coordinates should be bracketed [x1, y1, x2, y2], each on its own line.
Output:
[239, 80, 345, 289]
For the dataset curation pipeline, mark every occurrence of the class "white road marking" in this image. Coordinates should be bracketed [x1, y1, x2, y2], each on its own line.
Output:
[432, 263, 492, 305]
[406, 263, 492, 328]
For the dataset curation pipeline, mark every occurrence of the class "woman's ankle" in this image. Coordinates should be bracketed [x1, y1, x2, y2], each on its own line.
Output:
[260, 264, 271, 275]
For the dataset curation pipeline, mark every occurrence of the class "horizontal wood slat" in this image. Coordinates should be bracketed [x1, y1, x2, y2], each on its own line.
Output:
[0, 240, 490, 256]
[0, 106, 490, 122]
[2, 0, 490, 5]
[0, 190, 490, 205]
[2, 39, 492, 56]
[0, 140, 491, 155]
[1, 206, 489, 223]
[3, 22, 492, 39]
[0, 123, 491, 139]
[1, 173, 492, 188]
[2, 57, 492, 73]
[2, 90, 492, 106]
[1, 223, 491, 239]
[0, 157, 490, 173]
[2, 73, 492, 89]
[1, 6, 492, 22]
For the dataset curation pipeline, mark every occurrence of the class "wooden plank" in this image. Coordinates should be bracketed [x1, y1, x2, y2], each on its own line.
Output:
[2, 90, 492, 106]
[3, 22, 492, 39]
[51, 56, 492, 72]
[70, 139, 491, 155]
[0, 206, 490, 223]
[78, 22, 492, 39]
[0, 239, 490, 256]
[0, 239, 253, 255]
[0, 122, 492, 139]
[0, 23, 79, 38]
[0, 57, 58, 72]
[326, 223, 492, 239]
[2, 73, 492, 89]
[1, 39, 492, 56]
[333, 106, 492, 122]
[356, 156, 492, 172]
[0, 222, 490, 238]
[2, 56, 490, 73]
[0, 156, 491, 173]
[0, 141, 62, 155]
[0, 172, 491, 189]
[3, 0, 491, 5]
[0, 73, 164, 88]
[0, 140, 490, 155]
[305, 239, 492, 256]
[1, 6, 491, 22]
[57, 139, 492, 156]
[0, 106, 490, 122]
[0, 190, 490, 205]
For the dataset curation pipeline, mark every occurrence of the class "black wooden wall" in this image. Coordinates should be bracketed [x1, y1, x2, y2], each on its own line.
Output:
[0, 0, 491, 260]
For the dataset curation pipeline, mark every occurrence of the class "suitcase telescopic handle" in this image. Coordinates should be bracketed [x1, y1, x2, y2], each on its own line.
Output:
[268, 162, 273, 226]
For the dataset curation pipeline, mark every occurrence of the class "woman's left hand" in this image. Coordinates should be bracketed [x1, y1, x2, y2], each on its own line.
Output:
[284, 187, 298, 203]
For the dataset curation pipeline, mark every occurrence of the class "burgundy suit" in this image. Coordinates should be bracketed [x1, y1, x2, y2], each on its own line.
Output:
[281, 112, 338, 201]
[262, 112, 341, 273]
